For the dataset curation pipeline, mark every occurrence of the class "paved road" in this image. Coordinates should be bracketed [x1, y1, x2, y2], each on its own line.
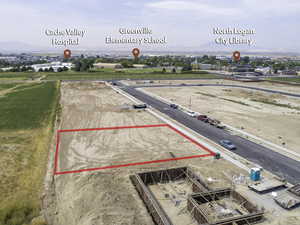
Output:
[119, 85, 300, 184]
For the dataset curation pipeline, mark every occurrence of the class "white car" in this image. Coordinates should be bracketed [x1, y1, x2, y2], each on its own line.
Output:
[186, 111, 200, 117]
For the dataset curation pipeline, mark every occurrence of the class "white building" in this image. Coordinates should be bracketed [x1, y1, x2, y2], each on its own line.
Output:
[31, 62, 73, 72]
[199, 63, 214, 70]
[0, 56, 17, 62]
[255, 67, 271, 75]
[94, 62, 123, 69]
[133, 64, 148, 68]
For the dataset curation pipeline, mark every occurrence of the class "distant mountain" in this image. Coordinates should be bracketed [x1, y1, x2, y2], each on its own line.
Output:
[0, 41, 48, 53]
[0, 41, 298, 56]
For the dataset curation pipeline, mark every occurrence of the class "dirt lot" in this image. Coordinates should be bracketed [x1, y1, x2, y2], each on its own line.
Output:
[143, 82, 300, 156]
[45, 82, 214, 225]
[44, 82, 300, 225]
[124, 79, 300, 94]
[59, 125, 209, 172]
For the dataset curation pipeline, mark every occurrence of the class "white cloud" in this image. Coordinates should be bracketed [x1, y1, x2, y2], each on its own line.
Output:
[146, 1, 241, 16]
[243, 0, 300, 14]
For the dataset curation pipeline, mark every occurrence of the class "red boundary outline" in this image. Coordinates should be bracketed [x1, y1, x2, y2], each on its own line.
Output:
[54, 124, 215, 175]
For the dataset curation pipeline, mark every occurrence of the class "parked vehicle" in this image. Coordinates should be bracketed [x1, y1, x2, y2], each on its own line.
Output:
[186, 111, 200, 117]
[133, 104, 147, 109]
[216, 123, 226, 129]
[170, 104, 179, 109]
[219, 140, 236, 150]
[197, 115, 209, 122]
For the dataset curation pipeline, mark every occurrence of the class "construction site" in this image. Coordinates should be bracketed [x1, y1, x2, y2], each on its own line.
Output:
[135, 79, 300, 159]
[44, 81, 300, 225]
[131, 167, 264, 225]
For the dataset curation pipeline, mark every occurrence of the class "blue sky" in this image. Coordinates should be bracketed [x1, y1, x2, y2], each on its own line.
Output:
[0, 0, 300, 52]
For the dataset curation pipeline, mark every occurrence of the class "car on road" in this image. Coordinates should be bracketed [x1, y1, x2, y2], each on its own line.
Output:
[219, 140, 236, 150]
[186, 111, 200, 117]
[170, 104, 179, 109]
[197, 115, 209, 122]
[133, 104, 147, 109]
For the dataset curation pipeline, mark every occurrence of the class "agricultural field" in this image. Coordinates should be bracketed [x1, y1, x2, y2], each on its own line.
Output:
[0, 82, 59, 225]
[0, 72, 36, 80]
[0, 83, 18, 90]
[0, 69, 220, 81]
[43, 70, 219, 81]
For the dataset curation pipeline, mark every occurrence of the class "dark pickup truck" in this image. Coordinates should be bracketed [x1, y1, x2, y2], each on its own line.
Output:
[133, 104, 147, 109]
[170, 104, 179, 109]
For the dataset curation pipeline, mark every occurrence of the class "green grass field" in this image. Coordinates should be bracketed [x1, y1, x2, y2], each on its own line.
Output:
[0, 82, 59, 225]
[0, 82, 58, 130]
[0, 83, 19, 91]
[43, 71, 220, 80]
[0, 72, 34, 78]
[0, 69, 221, 81]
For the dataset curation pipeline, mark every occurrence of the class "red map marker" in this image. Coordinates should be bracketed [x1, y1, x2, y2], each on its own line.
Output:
[64, 49, 72, 59]
[132, 48, 140, 59]
[233, 51, 241, 61]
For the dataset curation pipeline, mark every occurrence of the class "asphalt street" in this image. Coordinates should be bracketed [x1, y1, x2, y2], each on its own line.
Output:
[119, 85, 300, 184]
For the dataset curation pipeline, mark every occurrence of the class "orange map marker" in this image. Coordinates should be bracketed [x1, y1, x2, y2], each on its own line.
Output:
[132, 48, 140, 59]
[233, 51, 241, 61]
[64, 49, 72, 59]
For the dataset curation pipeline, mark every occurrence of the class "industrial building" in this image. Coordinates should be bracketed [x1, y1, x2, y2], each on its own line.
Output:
[31, 62, 72, 72]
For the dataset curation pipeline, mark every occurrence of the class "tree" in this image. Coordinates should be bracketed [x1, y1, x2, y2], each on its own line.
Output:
[49, 67, 54, 72]
[273, 63, 286, 71]
[242, 56, 250, 64]
[57, 67, 63, 72]
[73, 61, 82, 72]
[162, 68, 166, 73]
[182, 65, 192, 72]
[172, 68, 176, 73]
[202, 55, 209, 60]
[73, 59, 95, 72]
[121, 60, 133, 68]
